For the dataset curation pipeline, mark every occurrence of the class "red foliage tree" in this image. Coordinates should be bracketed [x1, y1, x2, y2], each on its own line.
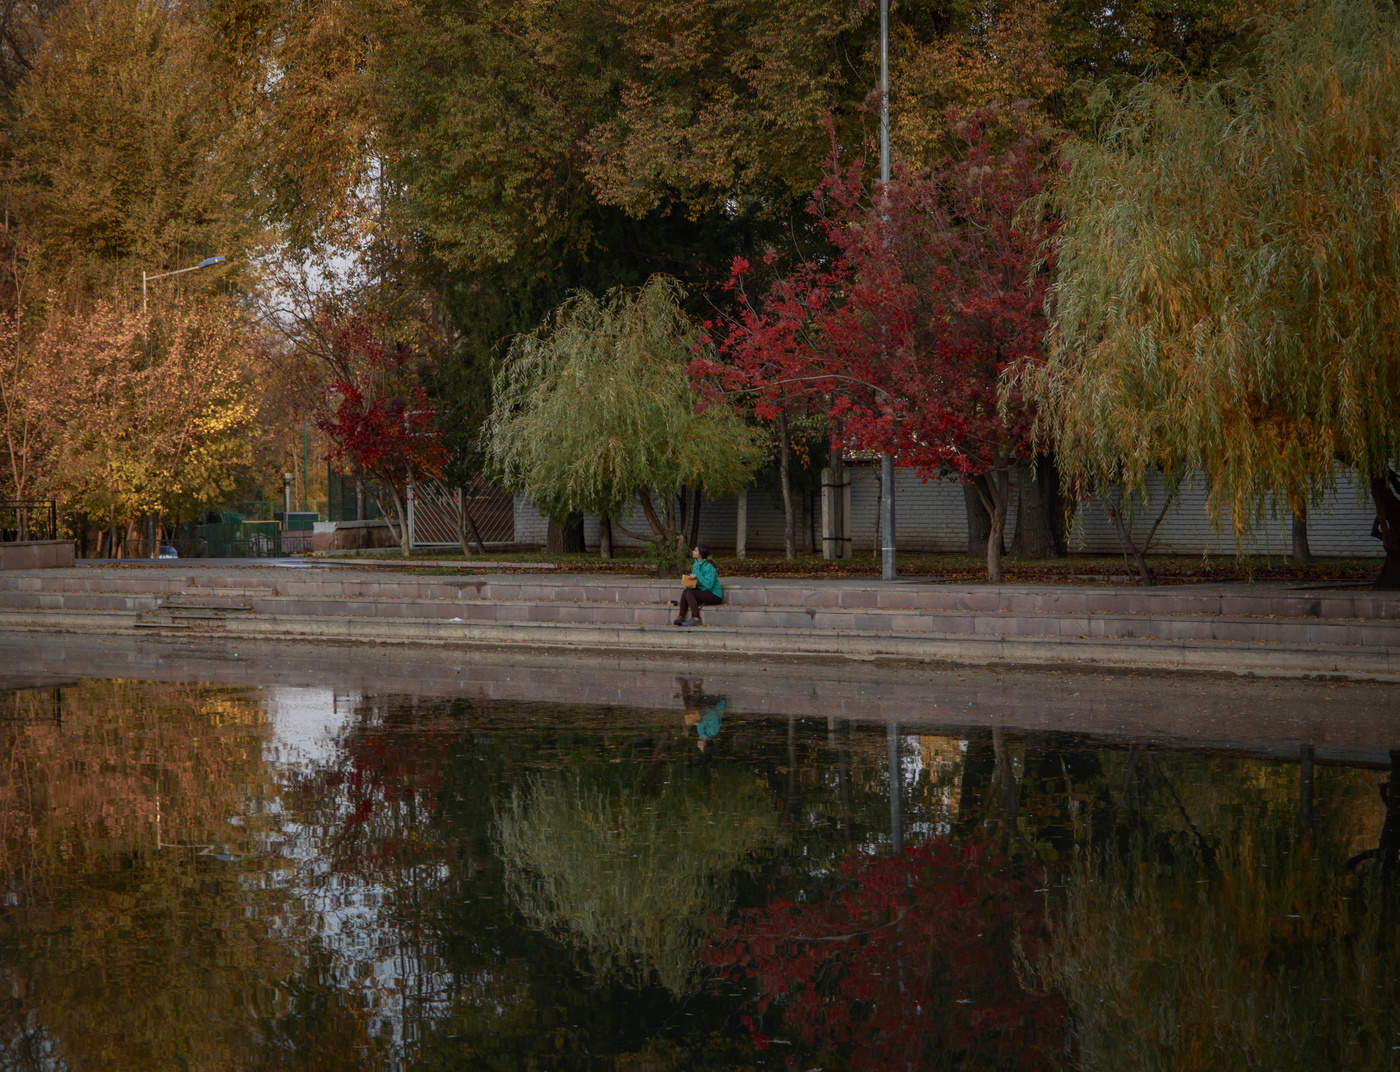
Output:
[699, 109, 1057, 581]
[701, 838, 1068, 1071]
[315, 313, 449, 554]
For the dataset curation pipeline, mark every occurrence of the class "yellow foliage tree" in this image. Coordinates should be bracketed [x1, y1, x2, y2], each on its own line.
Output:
[27, 293, 261, 546]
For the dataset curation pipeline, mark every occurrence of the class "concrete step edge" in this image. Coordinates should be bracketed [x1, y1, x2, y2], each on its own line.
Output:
[1, 591, 1394, 624]
[1, 611, 1394, 681]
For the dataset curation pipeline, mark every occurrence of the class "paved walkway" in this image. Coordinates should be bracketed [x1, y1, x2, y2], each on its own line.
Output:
[0, 559, 1396, 681]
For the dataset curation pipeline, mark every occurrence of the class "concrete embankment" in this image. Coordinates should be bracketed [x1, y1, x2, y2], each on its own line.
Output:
[0, 561, 1397, 681]
[4, 630, 1399, 757]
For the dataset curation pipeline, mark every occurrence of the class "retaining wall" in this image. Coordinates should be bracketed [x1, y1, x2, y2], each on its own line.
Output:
[0, 540, 74, 570]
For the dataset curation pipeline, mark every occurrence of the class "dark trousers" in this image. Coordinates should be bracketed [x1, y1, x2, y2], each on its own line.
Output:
[679, 587, 722, 620]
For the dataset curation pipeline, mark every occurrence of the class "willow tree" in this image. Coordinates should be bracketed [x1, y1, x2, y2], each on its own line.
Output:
[1024, 0, 1400, 587]
[486, 275, 761, 566]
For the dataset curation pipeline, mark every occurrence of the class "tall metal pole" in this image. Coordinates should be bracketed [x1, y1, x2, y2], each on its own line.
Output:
[878, 0, 897, 580]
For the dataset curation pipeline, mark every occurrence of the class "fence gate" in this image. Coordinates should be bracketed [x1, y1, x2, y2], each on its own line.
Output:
[408, 475, 515, 551]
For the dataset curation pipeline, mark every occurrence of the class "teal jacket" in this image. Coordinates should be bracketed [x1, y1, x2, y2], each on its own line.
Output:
[691, 557, 722, 599]
[697, 698, 726, 740]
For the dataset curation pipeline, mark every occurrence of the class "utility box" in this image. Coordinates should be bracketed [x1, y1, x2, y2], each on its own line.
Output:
[275, 511, 318, 531]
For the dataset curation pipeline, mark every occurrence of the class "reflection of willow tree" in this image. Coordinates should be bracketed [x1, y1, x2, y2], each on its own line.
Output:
[0, 681, 367, 1072]
[1040, 822, 1400, 1068]
[1034, 753, 1394, 1070]
[495, 766, 782, 995]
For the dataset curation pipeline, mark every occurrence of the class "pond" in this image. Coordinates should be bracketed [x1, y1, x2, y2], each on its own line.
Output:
[2, 637, 1399, 1071]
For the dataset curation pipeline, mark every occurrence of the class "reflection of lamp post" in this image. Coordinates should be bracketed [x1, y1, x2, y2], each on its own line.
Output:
[142, 255, 225, 314]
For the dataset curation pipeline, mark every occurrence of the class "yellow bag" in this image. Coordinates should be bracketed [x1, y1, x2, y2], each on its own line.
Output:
[681, 574, 698, 589]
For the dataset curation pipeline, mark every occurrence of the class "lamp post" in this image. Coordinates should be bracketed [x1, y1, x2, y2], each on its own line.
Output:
[878, 0, 897, 581]
[139, 254, 226, 556]
[142, 255, 225, 315]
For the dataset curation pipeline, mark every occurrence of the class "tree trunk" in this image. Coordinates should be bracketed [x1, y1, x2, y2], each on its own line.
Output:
[1291, 509, 1313, 562]
[387, 490, 411, 556]
[1105, 493, 1155, 585]
[636, 487, 667, 543]
[778, 410, 795, 560]
[456, 494, 487, 556]
[963, 483, 991, 556]
[1102, 482, 1175, 585]
[1371, 470, 1400, 589]
[631, 487, 686, 571]
[687, 488, 703, 549]
[974, 466, 1011, 584]
[546, 514, 585, 554]
[1011, 454, 1066, 558]
[599, 517, 613, 559]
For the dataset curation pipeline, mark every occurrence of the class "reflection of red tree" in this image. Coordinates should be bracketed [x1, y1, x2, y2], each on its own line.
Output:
[285, 725, 446, 874]
[702, 838, 1067, 1071]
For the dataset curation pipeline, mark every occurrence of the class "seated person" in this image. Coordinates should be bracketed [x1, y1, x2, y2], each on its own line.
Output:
[674, 545, 722, 626]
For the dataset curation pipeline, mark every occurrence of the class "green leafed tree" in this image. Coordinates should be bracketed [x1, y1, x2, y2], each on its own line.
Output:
[486, 275, 761, 566]
[1024, 0, 1400, 587]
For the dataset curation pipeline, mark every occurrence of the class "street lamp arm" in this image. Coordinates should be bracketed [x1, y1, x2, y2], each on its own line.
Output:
[142, 255, 226, 313]
[143, 255, 226, 284]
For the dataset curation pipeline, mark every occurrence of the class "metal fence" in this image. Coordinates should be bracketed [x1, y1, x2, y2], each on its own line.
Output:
[193, 519, 285, 557]
[0, 500, 58, 542]
[410, 474, 515, 550]
[327, 468, 383, 523]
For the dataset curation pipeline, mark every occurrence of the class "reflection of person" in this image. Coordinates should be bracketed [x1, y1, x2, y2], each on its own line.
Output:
[684, 698, 726, 752]
[678, 677, 727, 751]
[674, 545, 723, 626]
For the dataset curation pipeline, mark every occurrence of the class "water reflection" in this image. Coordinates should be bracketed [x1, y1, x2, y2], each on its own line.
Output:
[1, 674, 1399, 1070]
[704, 837, 1066, 1071]
[494, 754, 778, 994]
[677, 677, 726, 753]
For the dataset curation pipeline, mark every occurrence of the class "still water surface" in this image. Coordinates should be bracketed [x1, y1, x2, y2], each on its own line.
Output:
[3, 661, 1399, 1071]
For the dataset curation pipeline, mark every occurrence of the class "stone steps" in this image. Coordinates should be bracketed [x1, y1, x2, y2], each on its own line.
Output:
[0, 565, 1396, 679]
[0, 568, 1393, 617]
[135, 598, 255, 632]
[0, 577, 1395, 649]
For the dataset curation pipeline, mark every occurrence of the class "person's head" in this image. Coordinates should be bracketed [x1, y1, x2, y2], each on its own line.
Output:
[692, 545, 706, 561]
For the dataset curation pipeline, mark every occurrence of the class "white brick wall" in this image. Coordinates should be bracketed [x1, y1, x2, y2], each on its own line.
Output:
[1066, 469, 1380, 556]
[844, 466, 1018, 553]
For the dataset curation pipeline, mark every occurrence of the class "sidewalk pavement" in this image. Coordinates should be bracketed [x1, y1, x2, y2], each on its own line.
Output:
[0, 559, 1396, 681]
